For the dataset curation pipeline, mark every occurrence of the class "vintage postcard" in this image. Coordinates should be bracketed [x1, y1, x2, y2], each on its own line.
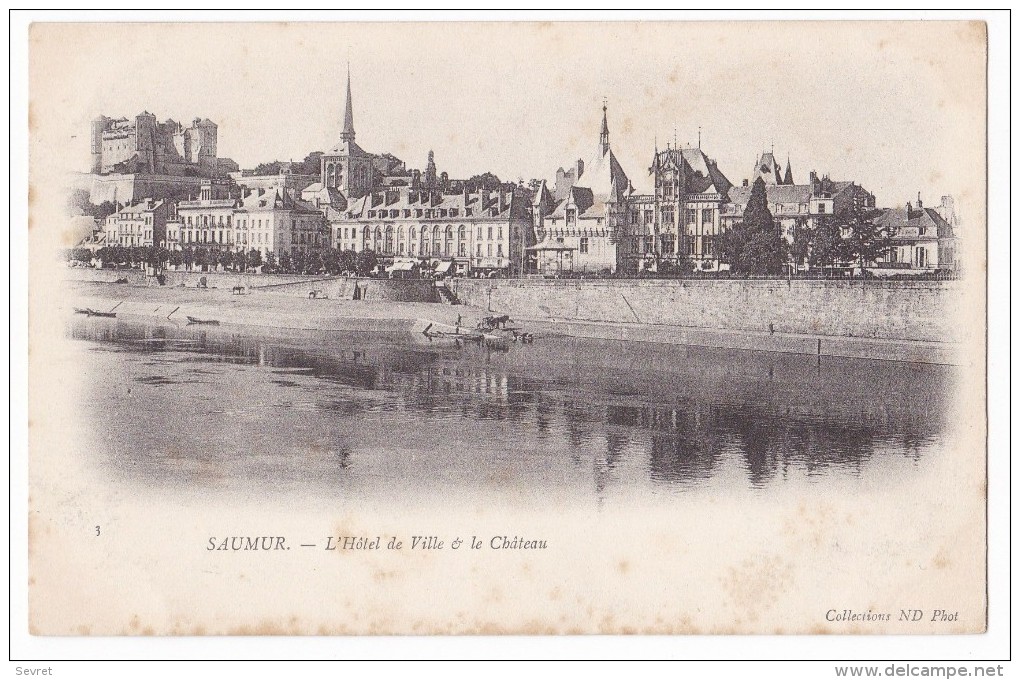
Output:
[24, 19, 988, 637]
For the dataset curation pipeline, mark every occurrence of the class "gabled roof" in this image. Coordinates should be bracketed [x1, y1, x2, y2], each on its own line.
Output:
[650, 146, 733, 196]
[752, 151, 782, 185]
[874, 206, 955, 239]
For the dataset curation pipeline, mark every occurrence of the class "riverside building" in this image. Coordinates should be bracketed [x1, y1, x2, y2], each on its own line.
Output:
[167, 180, 327, 260]
[530, 104, 634, 275]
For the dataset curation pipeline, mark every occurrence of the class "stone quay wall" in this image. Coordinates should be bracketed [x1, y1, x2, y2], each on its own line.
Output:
[451, 278, 958, 344]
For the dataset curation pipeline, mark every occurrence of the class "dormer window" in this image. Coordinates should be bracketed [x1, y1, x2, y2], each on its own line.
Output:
[566, 208, 577, 226]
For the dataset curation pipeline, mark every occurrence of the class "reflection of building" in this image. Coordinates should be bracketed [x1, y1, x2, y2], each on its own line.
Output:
[168, 181, 326, 258]
[873, 197, 958, 272]
[530, 105, 633, 275]
[330, 185, 534, 276]
[102, 199, 173, 247]
[621, 143, 734, 273]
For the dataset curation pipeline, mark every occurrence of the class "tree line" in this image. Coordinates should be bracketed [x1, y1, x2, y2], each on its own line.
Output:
[718, 177, 892, 276]
[68, 245, 383, 277]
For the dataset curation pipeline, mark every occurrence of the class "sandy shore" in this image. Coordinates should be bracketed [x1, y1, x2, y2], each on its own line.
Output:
[63, 280, 959, 364]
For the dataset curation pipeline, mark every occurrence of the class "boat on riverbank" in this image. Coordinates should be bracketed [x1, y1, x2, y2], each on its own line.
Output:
[74, 307, 117, 318]
[186, 316, 220, 325]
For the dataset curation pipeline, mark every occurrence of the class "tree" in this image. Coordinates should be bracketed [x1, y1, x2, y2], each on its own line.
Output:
[193, 248, 209, 271]
[721, 177, 788, 275]
[246, 248, 263, 270]
[278, 252, 291, 273]
[657, 256, 694, 278]
[465, 172, 503, 192]
[253, 161, 282, 176]
[323, 248, 342, 275]
[338, 249, 358, 274]
[304, 250, 324, 275]
[264, 251, 277, 273]
[790, 220, 812, 270]
[291, 250, 307, 274]
[831, 206, 890, 274]
[355, 249, 378, 276]
[218, 249, 235, 271]
[233, 250, 247, 272]
[182, 247, 195, 271]
[807, 217, 843, 270]
[168, 249, 184, 268]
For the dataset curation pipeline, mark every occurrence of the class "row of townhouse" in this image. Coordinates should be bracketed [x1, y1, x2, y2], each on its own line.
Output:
[325, 186, 534, 276]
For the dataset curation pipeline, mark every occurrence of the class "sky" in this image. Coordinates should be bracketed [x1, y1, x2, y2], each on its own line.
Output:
[29, 20, 986, 211]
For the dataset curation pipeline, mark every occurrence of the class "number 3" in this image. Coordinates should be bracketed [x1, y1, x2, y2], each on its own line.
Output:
[95, 525, 100, 536]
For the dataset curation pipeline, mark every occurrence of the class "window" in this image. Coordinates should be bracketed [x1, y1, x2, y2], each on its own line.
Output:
[476, 244, 482, 256]
[477, 226, 483, 239]
[497, 244, 503, 256]
[702, 209, 713, 226]
[579, 237, 589, 254]
[631, 238, 638, 254]
[487, 226, 493, 240]
[459, 242, 466, 256]
[566, 208, 577, 225]
[498, 227, 503, 239]
[685, 209, 697, 224]
[643, 236, 654, 253]
[662, 208, 674, 224]
[818, 203, 827, 214]
[644, 210, 654, 225]
[487, 244, 492, 257]
[661, 234, 675, 254]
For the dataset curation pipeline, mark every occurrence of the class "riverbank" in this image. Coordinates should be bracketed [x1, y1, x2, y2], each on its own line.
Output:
[62, 279, 959, 364]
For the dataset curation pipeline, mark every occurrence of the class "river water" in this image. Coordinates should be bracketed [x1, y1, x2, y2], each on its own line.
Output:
[63, 317, 952, 511]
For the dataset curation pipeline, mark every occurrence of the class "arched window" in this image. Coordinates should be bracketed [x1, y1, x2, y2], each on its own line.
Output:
[458, 225, 466, 240]
[409, 226, 416, 240]
[445, 225, 453, 239]
[362, 225, 370, 239]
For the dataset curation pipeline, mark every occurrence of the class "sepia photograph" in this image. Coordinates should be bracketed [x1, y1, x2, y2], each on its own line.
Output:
[11, 10, 1008, 667]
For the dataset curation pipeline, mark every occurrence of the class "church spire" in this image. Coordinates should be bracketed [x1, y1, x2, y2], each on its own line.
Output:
[341, 63, 355, 142]
[600, 100, 610, 155]
[783, 156, 794, 185]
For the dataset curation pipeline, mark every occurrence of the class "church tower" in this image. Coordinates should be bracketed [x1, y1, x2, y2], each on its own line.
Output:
[600, 102, 610, 155]
[321, 65, 374, 199]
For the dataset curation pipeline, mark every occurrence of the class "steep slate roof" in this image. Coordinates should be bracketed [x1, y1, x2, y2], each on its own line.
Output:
[338, 186, 522, 221]
[874, 206, 955, 240]
[649, 146, 733, 197]
[752, 151, 783, 185]
[727, 184, 812, 206]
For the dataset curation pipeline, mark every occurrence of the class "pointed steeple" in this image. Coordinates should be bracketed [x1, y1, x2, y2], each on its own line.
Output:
[599, 100, 610, 155]
[341, 63, 355, 142]
[783, 157, 794, 185]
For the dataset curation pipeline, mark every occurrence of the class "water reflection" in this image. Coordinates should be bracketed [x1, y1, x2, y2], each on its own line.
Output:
[66, 318, 950, 501]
